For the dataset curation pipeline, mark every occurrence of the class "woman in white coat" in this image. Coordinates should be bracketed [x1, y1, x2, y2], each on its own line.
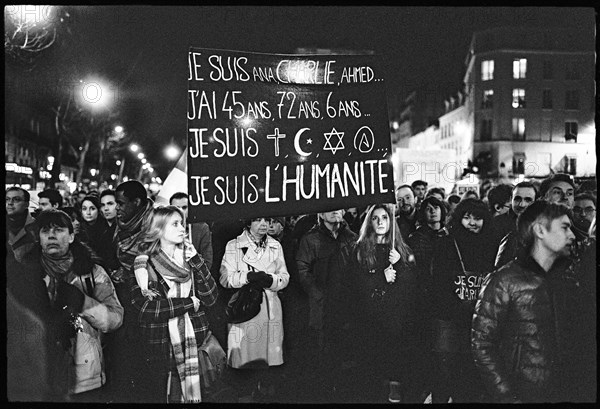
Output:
[220, 217, 289, 401]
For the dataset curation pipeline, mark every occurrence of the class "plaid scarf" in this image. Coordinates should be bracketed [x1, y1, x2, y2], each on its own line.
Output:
[115, 200, 154, 273]
[40, 251, 74, 304]
[155, 250, 201, 403]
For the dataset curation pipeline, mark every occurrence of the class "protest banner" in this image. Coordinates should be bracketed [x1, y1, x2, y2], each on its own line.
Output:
[187, 47, 395, 223]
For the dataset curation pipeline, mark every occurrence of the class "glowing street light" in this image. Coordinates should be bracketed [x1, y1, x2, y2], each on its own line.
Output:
[75, 76, 116, 113]
[164, 144, 180, 160]
[130, 144, 139, 153]
[141, 158, 147, 164]
[114, 125, 124, 133]
[137, 152, 145, 160]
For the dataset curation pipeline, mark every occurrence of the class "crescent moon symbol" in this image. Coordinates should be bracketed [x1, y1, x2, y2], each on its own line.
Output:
[294, 128, 312, 157]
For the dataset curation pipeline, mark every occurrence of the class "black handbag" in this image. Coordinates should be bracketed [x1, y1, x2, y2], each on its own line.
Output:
[225, 283, 264, 324]
[225, 247, 264, 324]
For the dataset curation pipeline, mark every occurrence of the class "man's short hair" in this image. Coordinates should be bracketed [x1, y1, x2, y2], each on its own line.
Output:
[6, 186, 30, 202]
[576, 179, 597, 195]
[411, 180, 428, 189]
[575, 192, 596, 206]
[115, 180, 147, 202]
[396, 184, 414, 194]
[38, 189, 63, 207]
[539, 173, 574, 198]
[426, 187, 446, 200]
[447, 194, 461, 205]
[513, 181, 538, 198]
[169, 192, 188, 204]
[487, 184, 513, 211]
[99, 189, 116, 200]
[517, 200, 571, 253]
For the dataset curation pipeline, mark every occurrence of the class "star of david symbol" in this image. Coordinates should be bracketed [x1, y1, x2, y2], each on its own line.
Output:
[323, 127, 345, 154]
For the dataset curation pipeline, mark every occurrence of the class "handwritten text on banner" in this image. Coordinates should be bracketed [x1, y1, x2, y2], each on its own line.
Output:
[187, 47, 395, 222]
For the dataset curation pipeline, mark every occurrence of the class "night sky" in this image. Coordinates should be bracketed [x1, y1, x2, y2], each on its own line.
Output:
[9, 6, 596, 179]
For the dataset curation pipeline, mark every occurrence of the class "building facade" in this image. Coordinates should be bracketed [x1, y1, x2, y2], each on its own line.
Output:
[463, 26, 595, 179]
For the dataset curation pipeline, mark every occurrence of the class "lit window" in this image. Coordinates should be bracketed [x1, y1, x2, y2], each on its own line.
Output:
[512, 118, 526, 140]
[542, 89, 553, 109]
[482, 90, 493, 109]
[565, 90, 579, 110]
[512, 89, 526, 108]
[513, 153, 526, 175]
[565, 121, 578, 142]
[564, 156, 577, 175]
[481, 60, 494, 81]
[513, 58, 527, 79]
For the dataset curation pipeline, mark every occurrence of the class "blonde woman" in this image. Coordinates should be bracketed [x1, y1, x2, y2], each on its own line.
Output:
[128, 206, 219, 403]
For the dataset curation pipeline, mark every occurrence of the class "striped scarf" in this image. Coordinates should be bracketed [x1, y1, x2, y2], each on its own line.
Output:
[155, 250, 202, 403]
[115, 200, 154, 272]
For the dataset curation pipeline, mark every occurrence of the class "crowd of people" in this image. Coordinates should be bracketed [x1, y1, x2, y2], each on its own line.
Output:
[5, 173, 597, 403]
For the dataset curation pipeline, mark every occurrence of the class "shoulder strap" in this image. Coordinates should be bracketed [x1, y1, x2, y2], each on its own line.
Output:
[453, 239, 467, 274]
[79, 267, 96, 297]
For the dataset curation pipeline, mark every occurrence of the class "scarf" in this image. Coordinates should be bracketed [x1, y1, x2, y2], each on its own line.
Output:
[41, 251, 74, 304]
[157, 250, 201, 402]
[154, 248, 191, 283]
[115, 199, 154, 272]
[245, 229, 267, 252]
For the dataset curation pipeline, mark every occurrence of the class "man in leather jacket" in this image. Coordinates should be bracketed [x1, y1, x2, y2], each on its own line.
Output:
[472, 201, 577, 403]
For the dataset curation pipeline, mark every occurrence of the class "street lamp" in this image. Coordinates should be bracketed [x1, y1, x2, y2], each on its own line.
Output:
[165, 144, 180, 160]
[117, 143, 142, 184]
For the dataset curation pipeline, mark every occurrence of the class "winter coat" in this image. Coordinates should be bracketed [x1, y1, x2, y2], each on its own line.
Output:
[295, 221, 357, 331]
[128, 253, 218, 367]
[471, 255, 567, 403]
[220, 232, 289, 369]
[36, 258, 124, 395]
[352, 243, 418, 343]
[7, 212, 38, 263]
[430, 228, 496, 353]
[81, 218, 114, 267]
[189, 222, 213, 271]
[395, 212, 418, 242]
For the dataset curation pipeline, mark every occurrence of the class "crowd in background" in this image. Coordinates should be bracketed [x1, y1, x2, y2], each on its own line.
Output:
[6, 173, 597, 403]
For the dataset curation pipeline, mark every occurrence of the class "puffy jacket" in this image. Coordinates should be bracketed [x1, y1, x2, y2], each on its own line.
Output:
[471, 255, 562, 403]
[66, 263, 124, 394]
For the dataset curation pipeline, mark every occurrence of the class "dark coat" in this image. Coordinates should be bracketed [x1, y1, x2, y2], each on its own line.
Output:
[471, 255, 571, 403]
[352, 243, 418, 342]
[430, 229, 496, 328]
[395, 212, 417, 242]
[295, 220, 357, 329]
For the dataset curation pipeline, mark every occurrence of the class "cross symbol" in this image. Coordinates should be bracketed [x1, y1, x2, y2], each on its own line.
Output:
[267, 128, 286, 157]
